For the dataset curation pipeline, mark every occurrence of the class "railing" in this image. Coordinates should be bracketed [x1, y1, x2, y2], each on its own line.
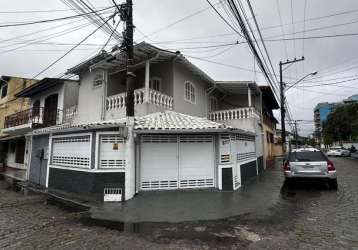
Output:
[208, 107, 260, 121]
[4, 107, 62, 129]
[63, 105, 77, 124]
[106, 88, 173, 111]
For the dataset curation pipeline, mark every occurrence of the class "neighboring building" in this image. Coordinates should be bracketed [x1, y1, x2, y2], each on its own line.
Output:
[313, 102, 338, 144]
[0, 75, 37, 181]
[260, 86, 280, 166]
[22, 42, 273, 202]
[343, 94, 358, 103]
[314, 94, 358, 144]
[2, 78, 78, 184]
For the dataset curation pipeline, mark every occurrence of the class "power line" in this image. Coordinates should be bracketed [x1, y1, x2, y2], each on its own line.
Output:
[32, 13, 116, 79]
[275, 0, 288, 59]
[0, 6, 109, 14]
[206, 0, 243, 36]
[0, 6, 115, 28]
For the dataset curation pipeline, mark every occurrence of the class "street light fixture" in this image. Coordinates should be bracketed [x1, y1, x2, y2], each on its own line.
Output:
[285, 71, 318, 91]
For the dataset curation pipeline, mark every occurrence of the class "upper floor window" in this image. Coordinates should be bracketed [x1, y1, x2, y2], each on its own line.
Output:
[93, 72, 104, 88]
[150, 77, 161, 91]
[1, 83, 8, 99]
[184, 81, 195, 104]
[210, 96, 218, 111]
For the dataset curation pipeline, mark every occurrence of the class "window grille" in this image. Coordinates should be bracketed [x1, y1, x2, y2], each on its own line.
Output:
[184, 81, 195, 103]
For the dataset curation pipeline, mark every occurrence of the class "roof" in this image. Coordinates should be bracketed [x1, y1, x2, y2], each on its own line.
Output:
[32, 111, 254, 136]
[215, 81, 261, 95]
[16, 78, 77, 97]
[260, 85, 279, 109]
[66, 42, 215, 84]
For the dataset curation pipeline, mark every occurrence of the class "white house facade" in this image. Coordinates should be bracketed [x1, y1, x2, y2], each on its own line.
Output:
[19, 42, 272, 202]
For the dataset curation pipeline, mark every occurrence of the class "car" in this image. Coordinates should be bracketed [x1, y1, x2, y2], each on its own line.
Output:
[326, 147, 351, 157]
[283, 148, 337, 189]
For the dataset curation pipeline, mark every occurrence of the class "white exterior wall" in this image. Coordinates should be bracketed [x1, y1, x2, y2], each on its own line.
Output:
[76, 69, 106, 124]
[172, 62, 210, 117]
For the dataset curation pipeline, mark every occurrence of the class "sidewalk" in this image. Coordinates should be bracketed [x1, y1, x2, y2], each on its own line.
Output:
[90, 164, 285, 223]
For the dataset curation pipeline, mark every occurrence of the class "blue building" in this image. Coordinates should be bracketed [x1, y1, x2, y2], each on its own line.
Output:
[314, 102, 338, 143]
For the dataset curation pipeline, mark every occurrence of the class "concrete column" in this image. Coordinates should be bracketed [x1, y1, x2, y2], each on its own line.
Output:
[125, 117, 136, 201]
[248, 87, 252, 107]
[145, 60, 150, 103]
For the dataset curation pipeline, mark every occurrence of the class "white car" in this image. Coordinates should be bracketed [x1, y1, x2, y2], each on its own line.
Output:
[326, 147, 351, 157]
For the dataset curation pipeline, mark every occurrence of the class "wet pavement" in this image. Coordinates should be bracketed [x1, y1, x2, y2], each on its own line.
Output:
[0, 157, 357, 249]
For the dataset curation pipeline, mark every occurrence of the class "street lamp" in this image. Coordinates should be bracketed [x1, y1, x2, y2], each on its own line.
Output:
[285, 71, 318, 92]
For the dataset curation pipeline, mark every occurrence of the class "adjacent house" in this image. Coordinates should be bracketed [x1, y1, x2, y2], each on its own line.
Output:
[10, 42, 280, 203]
[0, 75, 37, 181]
[260, 86, 280, 166]
[12, 78, 80, 186]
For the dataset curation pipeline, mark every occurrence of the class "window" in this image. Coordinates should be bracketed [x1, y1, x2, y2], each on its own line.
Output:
[184, 81, 195, 104]
[210, 96, 218, 111]
[289, 151, 327, 162]
[93, 73, 104, 88]
[1, 84, 8, 98]
[149, 77, 161, 91]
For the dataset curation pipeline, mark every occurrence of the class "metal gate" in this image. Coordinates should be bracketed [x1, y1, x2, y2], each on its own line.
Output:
[140, 134, 215, 191]
[99, 135, 126, 170]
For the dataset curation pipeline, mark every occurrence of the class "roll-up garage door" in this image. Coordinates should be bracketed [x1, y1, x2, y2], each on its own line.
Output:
[179, 135, 215, 188]
[140, 135, 178, 190]
[99, 135, 126, 170]
[51, 135, 91, 168]
[140, 134, 215, 190]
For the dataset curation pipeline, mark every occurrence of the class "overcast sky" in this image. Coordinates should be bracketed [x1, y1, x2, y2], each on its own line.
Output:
[1, 0, 358, 135]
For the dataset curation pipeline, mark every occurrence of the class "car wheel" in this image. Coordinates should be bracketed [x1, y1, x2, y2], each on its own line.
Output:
[328, 179, 338, 190]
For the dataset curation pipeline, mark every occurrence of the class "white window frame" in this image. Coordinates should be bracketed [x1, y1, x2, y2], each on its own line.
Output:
[184, 81, 196, 104]
[149, 77, 161, 92]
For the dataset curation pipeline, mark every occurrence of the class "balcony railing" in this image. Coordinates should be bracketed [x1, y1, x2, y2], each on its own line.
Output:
[208, 107, 260, 121]
[106, 88, 173, 111]
[4, 107, 62, 129]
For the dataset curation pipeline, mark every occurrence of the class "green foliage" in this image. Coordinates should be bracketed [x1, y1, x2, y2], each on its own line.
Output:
[322, 103, 358, 143]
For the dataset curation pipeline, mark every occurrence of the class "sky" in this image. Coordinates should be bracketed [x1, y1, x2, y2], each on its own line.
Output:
[1, 0, 358, 136]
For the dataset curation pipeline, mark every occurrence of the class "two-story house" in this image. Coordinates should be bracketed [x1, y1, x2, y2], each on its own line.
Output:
[0, 75, 37, 181]
[26, 42, 268, 202]
[3, 78, 79, 185]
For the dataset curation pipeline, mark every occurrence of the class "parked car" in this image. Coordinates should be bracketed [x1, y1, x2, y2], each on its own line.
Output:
[283, 148, 337, 189]
[326, 147, 351, 157]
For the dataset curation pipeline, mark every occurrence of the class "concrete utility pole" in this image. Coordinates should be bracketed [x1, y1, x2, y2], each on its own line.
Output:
[279, 56, 305, 153]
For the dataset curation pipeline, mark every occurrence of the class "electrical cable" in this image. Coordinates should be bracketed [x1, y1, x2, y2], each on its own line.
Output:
[0, 6, 115, 28]
[32, 13, 116, 79]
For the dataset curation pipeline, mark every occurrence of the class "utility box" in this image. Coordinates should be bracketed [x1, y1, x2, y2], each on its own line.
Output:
[103, 187, 122, 202]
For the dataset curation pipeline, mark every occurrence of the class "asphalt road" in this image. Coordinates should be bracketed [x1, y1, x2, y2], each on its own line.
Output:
[0, 157, 357, 249]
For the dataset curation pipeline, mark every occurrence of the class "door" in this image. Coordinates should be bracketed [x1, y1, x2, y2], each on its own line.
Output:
[140, 134, 215, 190]
[15, 139, 25, 164]
[99, 135, 126, 170]
[140, 135, 178, 190]
[43, 94, 58, 126]
[179, 135, 215, 188]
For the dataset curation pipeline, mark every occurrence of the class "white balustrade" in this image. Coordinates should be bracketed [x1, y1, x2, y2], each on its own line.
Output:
[208, 107, 260, 121]
[106, 88, 173, 111]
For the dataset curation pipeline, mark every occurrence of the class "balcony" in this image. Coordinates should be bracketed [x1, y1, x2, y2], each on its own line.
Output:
[208, 107, 260, 121]
[3, 107, 62, 134]
[106, 88, 173, 118]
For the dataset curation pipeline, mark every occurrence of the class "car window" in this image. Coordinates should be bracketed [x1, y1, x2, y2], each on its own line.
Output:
[289, 151, 327, 162]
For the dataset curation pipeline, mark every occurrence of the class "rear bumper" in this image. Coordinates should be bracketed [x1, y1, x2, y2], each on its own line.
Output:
[284, 170, 337, 179]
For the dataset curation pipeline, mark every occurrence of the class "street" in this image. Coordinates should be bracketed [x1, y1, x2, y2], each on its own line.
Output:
[0, 157, 357, 249]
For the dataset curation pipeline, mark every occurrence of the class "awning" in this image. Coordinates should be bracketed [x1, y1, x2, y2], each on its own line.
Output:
[0, 135, 24, 141]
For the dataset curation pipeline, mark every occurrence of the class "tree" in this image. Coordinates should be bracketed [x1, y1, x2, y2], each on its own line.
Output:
[322, 103, 358, 144]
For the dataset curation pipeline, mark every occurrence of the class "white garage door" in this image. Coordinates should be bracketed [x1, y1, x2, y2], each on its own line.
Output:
[140, 134, 215, 191]
[51, 135, 91, 169]
[179, 135, 215, 188]
[99, 135, 126, 170]
[140, 135, 179, 190]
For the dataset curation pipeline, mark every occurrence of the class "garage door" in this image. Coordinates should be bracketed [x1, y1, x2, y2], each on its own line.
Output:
[140, 135, 215, 190]
[179, 135, 215, 188]
[51, 135, 91, 169]
[140, 135, 179, 190]
[99, 135, 126, 170]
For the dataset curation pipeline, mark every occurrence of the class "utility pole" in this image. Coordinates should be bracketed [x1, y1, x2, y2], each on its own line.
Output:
[279, 56, 304, 154]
